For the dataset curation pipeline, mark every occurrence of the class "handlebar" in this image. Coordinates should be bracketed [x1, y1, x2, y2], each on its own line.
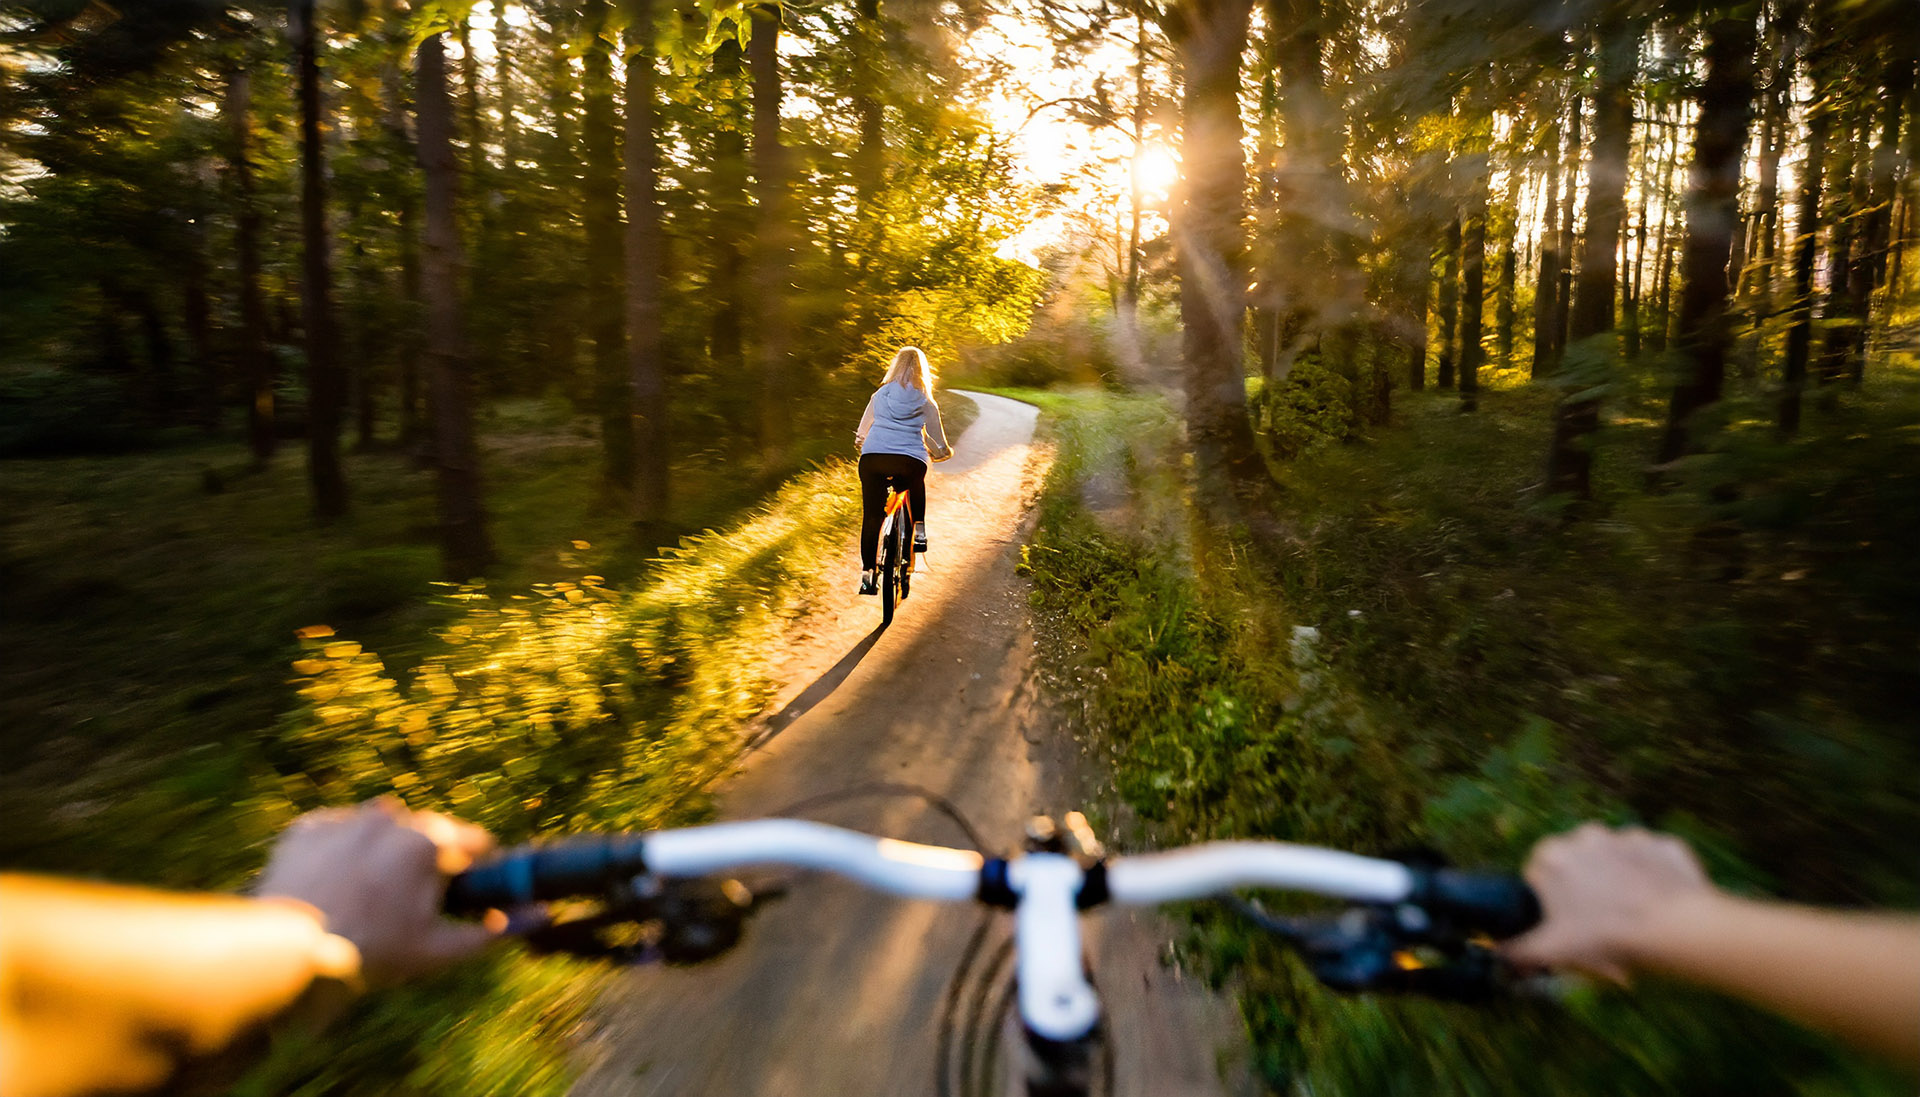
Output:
[448, 818, 1537, 932]
[446, 818, 1539, 1041]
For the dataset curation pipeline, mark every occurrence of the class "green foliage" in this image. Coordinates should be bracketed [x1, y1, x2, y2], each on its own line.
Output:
[1, 414, 866, 1095]
[1253, 356, 1360, 461]
[1019, 384, 1915, 1096]
[244, 459, 862, 1094]
[1018, 390, 1407, 849]
[276, 460, 863, 842]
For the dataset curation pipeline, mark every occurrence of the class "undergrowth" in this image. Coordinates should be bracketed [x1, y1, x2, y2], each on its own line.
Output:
[236, 459, 863, 1094]
[1017, 384, 1913, 1095]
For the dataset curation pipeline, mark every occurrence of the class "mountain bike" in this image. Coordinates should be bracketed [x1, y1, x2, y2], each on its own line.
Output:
[447, 810, 1540, 1097]
[877, 485, 916, 625]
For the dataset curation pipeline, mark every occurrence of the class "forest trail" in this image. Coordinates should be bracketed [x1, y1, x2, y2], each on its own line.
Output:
[570, 391, 1246, 1097]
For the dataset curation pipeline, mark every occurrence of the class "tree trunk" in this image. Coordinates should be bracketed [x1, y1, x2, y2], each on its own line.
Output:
[1460, 155, 1489, 411]
[293, 0, 348, 518]
[708, 38, 749, 408]
[381, 46, 424, 447]
[1781, 52, 1829, 437]
[1407, 241, 1430, 391]
[1124, 17, 1150, 334]
[226, 66, 274, 461]
[1545, 17, 1640, 502]
[1741, 15, 1790, 342]
[1552, 89, 1584, 364]
[181, 207, 217, 430]
[1839, 105, 1873, 384]
[416, 33, 494, 578]
[750, 3, 793, 463]
[1654, 12, 1757, 467]
[133, 286, 174, 421]
[1532, 107, 1562, 377]
[1496, 156, 1519, 368]
[1816, 108, 1860, 386]
[1858, 51, 1912, 361]
[1171, 0, 1262, 486]
[1866, 53, 1912, 293]
[346, 204, 378, 450]
[1648, 108, 1681, 353]
[1624, 105, 1651, 358]
[1890, 49, 1920, 297]
[496, 14, 521, 173]
[582, 0, 631, 489]
[1266, 0, 1356, 362]
[1436, 216, 1461, 389]
[540, 14, 582, 395]
[625, 0, 670, 526]
[1251, 67, 1282, 380]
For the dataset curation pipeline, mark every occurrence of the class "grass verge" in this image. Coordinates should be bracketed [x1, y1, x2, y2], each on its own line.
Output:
[2, 398, 867, 1095]
[1017, 382, 1914, 1095]
[239, 458, 863, 1095]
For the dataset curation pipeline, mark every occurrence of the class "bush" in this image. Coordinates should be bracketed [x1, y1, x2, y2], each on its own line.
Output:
[235, 459, 866, 1095]
[1255, 356, 1358, 461]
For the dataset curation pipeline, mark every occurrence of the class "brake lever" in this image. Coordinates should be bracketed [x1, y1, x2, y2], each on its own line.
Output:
[516, 876, 772, 965]
[1225, 897, 1523, 1001]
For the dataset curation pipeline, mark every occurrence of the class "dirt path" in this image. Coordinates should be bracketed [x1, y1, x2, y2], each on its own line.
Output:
[571, 392, 1245, 1097]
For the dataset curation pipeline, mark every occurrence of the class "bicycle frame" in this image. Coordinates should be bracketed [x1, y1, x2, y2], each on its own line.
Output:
[878, 487, 915, 623]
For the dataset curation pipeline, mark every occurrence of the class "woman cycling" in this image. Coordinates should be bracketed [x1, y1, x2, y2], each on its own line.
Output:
[853, 346, 953, 595]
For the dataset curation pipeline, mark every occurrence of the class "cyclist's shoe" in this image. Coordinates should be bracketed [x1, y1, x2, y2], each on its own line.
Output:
[858, 569, 878, 596]
[913, 522, 929, 553]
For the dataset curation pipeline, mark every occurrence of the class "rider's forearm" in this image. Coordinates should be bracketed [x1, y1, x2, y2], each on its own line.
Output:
[0, 873, 363, 1097]
[923, 400, 950, 455]
[855, 399, 876, 447]
[1627, 890, 1920, 1069]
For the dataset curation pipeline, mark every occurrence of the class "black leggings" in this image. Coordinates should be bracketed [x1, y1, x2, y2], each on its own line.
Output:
[859, 453, 928, 569]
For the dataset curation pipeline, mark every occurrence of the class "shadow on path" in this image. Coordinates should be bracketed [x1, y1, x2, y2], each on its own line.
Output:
[742, 624, 886, 754]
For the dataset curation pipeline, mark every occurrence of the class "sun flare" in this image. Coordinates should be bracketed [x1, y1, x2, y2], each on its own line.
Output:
[1133, 143, 1178, 200]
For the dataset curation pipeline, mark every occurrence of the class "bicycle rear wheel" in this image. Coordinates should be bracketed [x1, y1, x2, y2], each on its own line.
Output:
[897, 506, 913, 602]
[881, 516, 899, 625]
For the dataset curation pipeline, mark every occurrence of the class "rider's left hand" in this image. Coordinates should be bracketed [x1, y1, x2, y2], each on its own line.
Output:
[256, 798, 504, 983]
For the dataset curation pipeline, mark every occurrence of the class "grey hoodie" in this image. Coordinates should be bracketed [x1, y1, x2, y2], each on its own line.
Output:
[855, 382, 952, 462]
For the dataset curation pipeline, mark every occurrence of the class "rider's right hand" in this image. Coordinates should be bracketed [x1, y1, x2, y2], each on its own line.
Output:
[1503, 823, 1715, 984]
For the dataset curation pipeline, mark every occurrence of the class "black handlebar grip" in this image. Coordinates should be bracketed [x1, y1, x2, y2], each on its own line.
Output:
[444, 835, 651, 915]
[1412, 869, 1542, 939]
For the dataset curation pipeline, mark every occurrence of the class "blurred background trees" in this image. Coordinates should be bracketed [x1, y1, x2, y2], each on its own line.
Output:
[0, 0, 1045, 570]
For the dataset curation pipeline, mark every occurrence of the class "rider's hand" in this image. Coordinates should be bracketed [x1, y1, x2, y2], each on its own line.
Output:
[1502, 823, 1718, 984]
[256, 798, 503, 983]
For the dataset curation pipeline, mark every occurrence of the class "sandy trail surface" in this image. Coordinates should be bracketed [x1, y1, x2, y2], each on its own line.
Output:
[571, 392, 1245, 1097]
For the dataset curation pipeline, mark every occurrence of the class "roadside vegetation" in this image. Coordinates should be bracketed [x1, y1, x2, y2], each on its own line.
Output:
[1015, 377, 1917, 1095]
[0, 387, 993, 1093]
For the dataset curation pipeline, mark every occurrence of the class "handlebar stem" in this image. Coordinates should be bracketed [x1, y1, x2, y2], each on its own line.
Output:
[1009, 853, 1103, 1043]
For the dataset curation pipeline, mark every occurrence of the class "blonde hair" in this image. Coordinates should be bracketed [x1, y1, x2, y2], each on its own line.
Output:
[882, 346, 934, 393]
